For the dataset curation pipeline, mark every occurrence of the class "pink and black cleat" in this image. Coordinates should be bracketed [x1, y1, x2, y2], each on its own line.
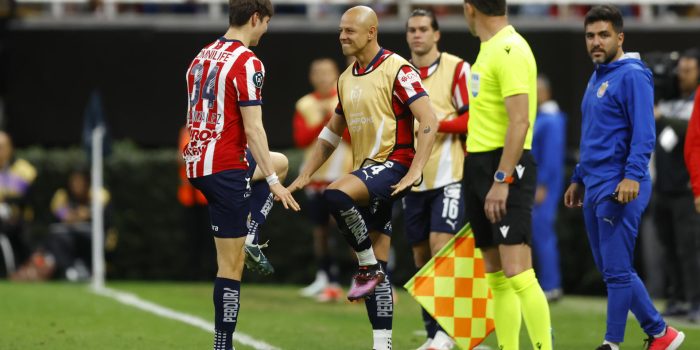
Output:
[347, 263, 386, 301]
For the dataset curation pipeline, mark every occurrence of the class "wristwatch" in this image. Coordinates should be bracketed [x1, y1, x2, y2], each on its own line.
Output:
[494, 170, 514, 184]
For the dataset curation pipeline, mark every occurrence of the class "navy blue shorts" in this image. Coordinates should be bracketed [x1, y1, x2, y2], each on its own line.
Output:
[350, 160, 409, 236]
[189, 169, 251, 238]
[402, 182, 466, 246]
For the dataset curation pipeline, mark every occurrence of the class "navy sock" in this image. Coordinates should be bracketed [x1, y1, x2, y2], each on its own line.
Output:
[319, 254, 339, 283]
[213, 278, 240, 350]
[364, 260, 393, 330]
[248, 181, 273, 244]
[421, 307, 438, 338]
[323, 189, 372, 252]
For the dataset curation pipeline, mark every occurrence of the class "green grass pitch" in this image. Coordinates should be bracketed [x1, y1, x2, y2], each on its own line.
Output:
[1, 281, 698, 349]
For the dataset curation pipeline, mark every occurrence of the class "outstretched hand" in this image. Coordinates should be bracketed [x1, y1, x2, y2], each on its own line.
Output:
[391, 170, 421, 196]
[270, 183, 300, 211]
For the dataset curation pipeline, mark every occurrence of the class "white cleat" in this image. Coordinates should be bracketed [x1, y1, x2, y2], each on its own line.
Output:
[299, 271, 329, 297]
[428, 330, 456, 350]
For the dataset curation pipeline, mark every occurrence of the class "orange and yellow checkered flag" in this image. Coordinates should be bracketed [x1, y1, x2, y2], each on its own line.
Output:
[404, 224, 495, 350]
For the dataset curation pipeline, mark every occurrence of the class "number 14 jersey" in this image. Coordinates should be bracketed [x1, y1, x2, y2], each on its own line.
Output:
[183, 38, 265, 178]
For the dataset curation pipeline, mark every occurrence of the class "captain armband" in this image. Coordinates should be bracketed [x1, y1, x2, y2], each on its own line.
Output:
[318, 127, 341, 148]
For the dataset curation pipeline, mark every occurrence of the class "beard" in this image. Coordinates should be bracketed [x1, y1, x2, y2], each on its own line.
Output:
[590, 45, 618, 64]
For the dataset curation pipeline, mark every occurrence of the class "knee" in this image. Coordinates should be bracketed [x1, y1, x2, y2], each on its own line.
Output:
[271, 152, 289, 181]
[603, 270, 632, 288]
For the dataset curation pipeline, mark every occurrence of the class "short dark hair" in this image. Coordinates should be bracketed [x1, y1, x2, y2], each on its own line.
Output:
[464, 0, 507, 16]
[584, 5, 623, 33]
[229, 0, 274, 27]
[680, 48, 700, 64]
[408, 9, 439, 31]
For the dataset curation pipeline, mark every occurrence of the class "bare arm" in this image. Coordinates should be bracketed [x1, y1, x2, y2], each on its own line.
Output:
[391, 95, 437, 195]
[288, 113, 347, 193]
[241, 105, 299, 211]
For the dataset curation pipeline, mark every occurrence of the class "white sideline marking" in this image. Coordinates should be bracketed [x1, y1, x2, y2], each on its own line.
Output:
[93, 286, 281, 350]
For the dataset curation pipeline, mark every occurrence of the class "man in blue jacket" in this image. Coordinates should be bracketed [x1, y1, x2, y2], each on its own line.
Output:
[564, 5, 685, 350]
[531, 75, 565, 302]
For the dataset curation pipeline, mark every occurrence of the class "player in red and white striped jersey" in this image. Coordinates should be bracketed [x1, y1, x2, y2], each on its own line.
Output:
[182, 2, 298, 350]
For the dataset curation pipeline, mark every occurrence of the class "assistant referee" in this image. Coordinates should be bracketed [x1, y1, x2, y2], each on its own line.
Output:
[462, 1, 552, 349]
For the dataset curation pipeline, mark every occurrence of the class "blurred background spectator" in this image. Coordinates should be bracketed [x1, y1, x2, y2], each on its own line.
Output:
[0, 131, 36, 278]
[654, 48, 700, 322]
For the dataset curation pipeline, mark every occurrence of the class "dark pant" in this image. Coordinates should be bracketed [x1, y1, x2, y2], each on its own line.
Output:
[655, 191, 700, 305]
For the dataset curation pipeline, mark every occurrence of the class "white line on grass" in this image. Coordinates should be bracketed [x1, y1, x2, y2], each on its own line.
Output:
[93, 286, 281, 350]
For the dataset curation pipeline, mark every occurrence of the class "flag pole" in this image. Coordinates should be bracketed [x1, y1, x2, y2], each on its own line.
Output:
[91, 125, 105, 291]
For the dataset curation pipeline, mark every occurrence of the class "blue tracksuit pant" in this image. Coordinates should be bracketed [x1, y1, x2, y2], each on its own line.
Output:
[532, 195, 561, 292]
[582, 179, 665, 342]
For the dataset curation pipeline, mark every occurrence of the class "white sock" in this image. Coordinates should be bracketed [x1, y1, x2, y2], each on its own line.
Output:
[603, 340, 620, 350]
[356, 248, 378, 266]
[245, 232, 255, 245]
[654, 327, 667, 338]
[372, 329, 392, 350]
[431, 330, 455, 348]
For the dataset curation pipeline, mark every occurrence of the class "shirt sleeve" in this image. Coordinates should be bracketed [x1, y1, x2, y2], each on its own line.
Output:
[452, 60, 470, 115]
[496, 45, 531, 98]
[233, 56, 264, 106]
[536, 115, 566, 187]
[393, 65, 428, 106]
[685, 87, 700, 197]
[622, 69, 656, 182]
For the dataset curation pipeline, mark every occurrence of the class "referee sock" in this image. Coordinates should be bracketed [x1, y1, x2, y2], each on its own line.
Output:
[213, 278, 240, 350]
[246, 181, 273, 245]
[509, 269, 552, 350]
[486, 271, 521, 350]
[323, 189, 374, 254]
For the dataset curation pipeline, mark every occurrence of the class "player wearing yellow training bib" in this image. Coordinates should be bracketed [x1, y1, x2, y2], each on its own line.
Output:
[288, 6, 438, 350]
[402, 9, 470, 350]
[462, 1, 552, 350]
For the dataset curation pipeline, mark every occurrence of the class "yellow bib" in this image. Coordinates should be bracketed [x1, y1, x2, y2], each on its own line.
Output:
[413, 53, 465, 191]
[295, 93, 352, 182]
[338, 54, 413, 169]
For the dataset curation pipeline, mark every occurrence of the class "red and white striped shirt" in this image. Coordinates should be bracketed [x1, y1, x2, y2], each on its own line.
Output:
[182, 38, 265, 178]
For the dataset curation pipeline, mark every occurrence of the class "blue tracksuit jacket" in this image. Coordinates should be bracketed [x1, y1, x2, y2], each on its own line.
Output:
[572, 53, 656, 201]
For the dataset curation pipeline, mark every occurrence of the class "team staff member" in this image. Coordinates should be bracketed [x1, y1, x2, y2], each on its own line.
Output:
[182, 1, 299, 349]
[288, 6, 437, 350]
[294, 58, 352, 301]
[564, 5, 684, 350]
[403, 8, 469, 350]
[462, 0, 552, 349]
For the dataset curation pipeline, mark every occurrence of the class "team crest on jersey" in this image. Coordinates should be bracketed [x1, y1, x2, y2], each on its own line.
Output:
[597, 81, 609, 98]
[252, 71, 264, 89]
[350, 85, 363, 109]
[470, 73, 480, 97]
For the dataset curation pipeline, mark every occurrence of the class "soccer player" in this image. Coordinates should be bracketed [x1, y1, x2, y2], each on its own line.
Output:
[531, 75, 566, 302]
[288, 6, 437, 350]
[182, 1, 299, 349]
[293, 58, 352, 301]
[404, 8, 469, 350]
[461, 1, 552, 349]
[564, 5, 684, 350]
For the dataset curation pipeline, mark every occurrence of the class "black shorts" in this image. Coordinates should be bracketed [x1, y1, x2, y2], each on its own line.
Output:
[189, 169, 251, 238]
[463, 149, 536, 249]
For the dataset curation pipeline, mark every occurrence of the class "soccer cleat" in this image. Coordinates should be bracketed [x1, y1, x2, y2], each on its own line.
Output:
[244, 241, 274, 275]
[299, 271, 329, 297]
[594, 345, 612, 350]
[416, 338, 433, 350]
[347, 263, 386, 301]
[644, 326, 685, 350]
[544, 288, 563, 303]
[428, 330, 456, 350]
[316, 284, 343, 303]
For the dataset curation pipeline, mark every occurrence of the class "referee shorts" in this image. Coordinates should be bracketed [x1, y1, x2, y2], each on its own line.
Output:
[463, 149, 536, 249]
